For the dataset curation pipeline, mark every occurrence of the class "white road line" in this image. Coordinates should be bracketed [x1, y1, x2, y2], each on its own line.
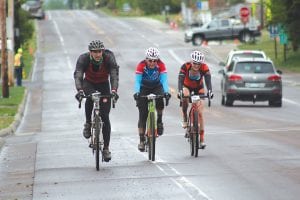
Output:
[283, 98, 300, 106]
[166, 126, 300, 137]
[168, 49, 185, 64]
[126, 137, 213, 200]
[51, 16, 72, 69]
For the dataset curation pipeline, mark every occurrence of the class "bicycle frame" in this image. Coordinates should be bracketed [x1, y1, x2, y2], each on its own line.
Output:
[140, 94, 167, 161]
[78, 91, 114, 171]
[182, 93, 210, 157]
[90, 92, 104, 170]
[146, 94, 157, 161]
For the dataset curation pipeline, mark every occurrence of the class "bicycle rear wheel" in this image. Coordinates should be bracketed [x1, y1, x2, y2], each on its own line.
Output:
[193, 110, 199, 157]
[148, 112, 156, 161]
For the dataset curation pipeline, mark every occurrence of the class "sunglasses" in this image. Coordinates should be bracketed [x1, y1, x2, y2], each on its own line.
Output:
[91, 50, 103, 53]
[148, 59, 158, 63]
[192, 62, 201, 66]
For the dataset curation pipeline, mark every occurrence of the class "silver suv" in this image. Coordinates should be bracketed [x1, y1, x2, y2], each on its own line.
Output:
[221, 49, 267, 68]
[219, 57, 282, 107]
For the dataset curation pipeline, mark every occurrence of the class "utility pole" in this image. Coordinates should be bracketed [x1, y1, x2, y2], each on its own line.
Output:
[1, 0, 9, 97]
[8, 0, 14, 86]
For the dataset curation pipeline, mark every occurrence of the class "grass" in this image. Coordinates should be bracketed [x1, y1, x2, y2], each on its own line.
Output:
[22, 28, 36, 79]
[0, 86, 25, 129]
[239, 30, 300, 73]
[0, 21, 35, 131]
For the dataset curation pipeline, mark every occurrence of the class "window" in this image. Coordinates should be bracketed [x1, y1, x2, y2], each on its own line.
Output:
[221, 20, 229, 27]
[234, 62, 275, 74]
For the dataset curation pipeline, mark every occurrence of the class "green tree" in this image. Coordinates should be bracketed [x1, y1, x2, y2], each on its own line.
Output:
[286, 2, 300, 51]
[268, 0, 300, 52]
[14, 0, 34, 51]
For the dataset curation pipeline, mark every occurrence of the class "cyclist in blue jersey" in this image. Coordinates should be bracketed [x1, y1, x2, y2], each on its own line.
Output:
[133, 47, 171, 152]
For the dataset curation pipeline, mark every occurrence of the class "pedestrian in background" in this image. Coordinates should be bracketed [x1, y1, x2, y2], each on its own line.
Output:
[14, 48, 24, 86]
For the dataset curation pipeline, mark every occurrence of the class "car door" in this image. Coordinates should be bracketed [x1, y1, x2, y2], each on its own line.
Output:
[218, 19, 232, 39]
[205, 20, 219, 39]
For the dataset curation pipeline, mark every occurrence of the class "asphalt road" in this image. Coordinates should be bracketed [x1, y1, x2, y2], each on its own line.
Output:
[1, 10, 300, 200]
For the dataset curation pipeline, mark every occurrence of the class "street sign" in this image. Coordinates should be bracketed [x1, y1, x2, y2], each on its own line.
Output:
[240, 7, 250, 24]
[269, 24, 279, 38]
[240, 7, 250, 18]
[196, 1, 201, 9]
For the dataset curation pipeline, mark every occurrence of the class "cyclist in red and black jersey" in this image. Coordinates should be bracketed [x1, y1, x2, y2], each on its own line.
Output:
[178, 50, 213, 148]
[74, 40, 119, 162]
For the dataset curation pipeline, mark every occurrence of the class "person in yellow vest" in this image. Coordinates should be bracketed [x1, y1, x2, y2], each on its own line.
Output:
[14, 48, 24, 86]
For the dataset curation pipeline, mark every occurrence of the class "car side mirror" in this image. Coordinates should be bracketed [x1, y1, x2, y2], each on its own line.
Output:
[277, 70, 282, 74]
[218, 69, 225, 75]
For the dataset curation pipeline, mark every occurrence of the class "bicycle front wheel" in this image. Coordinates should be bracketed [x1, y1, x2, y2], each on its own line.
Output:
[94, 115, 101, 171]
[193, 110, 199, 157]
[148, 112, 156, 161]
[188, 126, 194, 156]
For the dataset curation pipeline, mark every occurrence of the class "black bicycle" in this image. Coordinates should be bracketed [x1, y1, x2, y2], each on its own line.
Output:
[139, 94, 169, 161]
[78, 91, 116, 170]
[180, 93, 211, 157]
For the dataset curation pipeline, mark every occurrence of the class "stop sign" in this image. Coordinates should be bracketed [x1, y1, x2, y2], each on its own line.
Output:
[240, 7, 250, 18]
[240, 7, 250, 24]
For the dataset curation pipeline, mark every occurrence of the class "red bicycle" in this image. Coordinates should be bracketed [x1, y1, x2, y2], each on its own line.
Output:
[181, 93, 211, 157]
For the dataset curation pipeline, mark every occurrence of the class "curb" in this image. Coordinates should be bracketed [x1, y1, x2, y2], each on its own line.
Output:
[0, 89, 28, 144]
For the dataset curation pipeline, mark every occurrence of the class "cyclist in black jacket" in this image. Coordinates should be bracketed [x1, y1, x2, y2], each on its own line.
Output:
[74, 40, 119, 162]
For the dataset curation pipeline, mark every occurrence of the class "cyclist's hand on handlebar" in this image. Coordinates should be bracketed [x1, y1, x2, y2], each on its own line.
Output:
[75, 90, 84, 102]
[111, 90, 119, 101]
[164, 92, 171, 106]
[133, 92, 140, 101]
[164, 92, 171, 100]
[207, 90, 214, 99]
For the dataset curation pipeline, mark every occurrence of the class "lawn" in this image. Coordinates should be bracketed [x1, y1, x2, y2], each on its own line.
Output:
[0, 86, 25, 130]
[239, 30, 300, 73]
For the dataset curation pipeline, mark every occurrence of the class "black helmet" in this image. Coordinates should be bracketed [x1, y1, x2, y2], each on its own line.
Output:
[88, 40, 105, 51]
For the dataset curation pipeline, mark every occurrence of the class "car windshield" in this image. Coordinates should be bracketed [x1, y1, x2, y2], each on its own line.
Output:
[234, 62, 275, 74]
[232, 53, 264, 60]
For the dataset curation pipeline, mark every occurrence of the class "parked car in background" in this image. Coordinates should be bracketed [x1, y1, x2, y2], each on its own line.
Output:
[219, 57, 282, 107]
[184, 18, 261, 46]
[21, 0, 45, 20]
[221, 49, 267, 68]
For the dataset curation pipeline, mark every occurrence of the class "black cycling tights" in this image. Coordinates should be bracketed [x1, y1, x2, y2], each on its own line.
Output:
[85, 98, 111, 148]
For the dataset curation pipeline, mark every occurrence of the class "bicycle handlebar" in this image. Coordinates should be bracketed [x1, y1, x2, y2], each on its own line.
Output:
[180, 94, 211, 107]
[78, 92, 117, 109]
[139, 94, 170, 106]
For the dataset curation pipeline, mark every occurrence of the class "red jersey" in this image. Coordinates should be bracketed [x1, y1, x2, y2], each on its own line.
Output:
[179, 62, 210, 89]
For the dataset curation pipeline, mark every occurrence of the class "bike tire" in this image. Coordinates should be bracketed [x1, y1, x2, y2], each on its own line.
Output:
[94, 115, 101, 171]
[188, 119, 194, 156]
[193, 110, 199, 157]
[148, 112, 156, 161]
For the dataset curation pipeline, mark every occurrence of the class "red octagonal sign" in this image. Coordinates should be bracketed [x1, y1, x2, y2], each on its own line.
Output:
[240, 7, 250, 18]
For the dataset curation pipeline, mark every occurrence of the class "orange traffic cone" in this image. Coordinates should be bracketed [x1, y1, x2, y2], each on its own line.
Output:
[234, 38, 239, 45]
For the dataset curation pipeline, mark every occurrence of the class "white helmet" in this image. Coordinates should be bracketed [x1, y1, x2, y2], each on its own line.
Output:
[191, 50, 205, 64]
[145, 47, 159, 59]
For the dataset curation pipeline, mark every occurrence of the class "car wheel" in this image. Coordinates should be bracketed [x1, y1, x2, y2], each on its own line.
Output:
[192, 35, 204, 46]
[225, 95, 234, 106]
[221, 95, 225, 105]
[269, 98, 282, 107]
